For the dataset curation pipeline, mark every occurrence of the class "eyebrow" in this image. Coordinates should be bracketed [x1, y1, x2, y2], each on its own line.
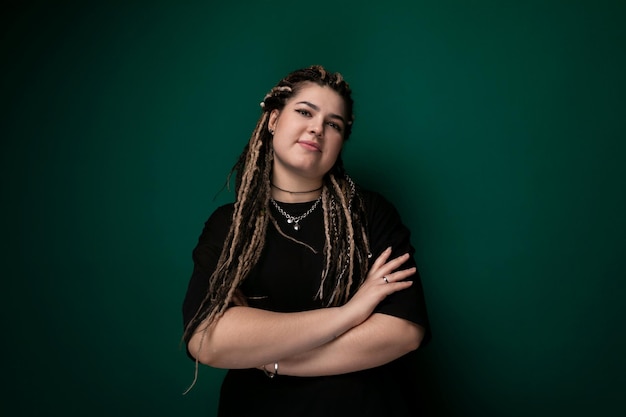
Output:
[296, 101, 346, 124]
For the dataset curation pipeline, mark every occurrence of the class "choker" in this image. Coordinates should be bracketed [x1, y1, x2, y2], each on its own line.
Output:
[271, 183, 323, 194]
[270, 195, 322, 231]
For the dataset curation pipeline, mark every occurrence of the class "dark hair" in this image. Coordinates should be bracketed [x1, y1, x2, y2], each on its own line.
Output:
[261, 65, 354, 140]
[184, 65, 370, 349]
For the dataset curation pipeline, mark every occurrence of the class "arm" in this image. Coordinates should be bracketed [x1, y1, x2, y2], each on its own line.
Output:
[269, 313, 425, 377]
[187, 248, 415, 369]
[262, 191, 430, 376]
[188, 304, 353, 369]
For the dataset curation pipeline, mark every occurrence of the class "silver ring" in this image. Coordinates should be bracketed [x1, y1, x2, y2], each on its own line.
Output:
[383, 276, 389, 284]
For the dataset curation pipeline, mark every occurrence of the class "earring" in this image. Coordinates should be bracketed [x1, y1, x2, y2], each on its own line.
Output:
[269, 128, 274, 135]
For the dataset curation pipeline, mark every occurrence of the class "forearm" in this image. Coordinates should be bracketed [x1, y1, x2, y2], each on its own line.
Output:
[187, 250, 419, 371]
[272, 313, 425, 377]
[187, 305, 358, 369]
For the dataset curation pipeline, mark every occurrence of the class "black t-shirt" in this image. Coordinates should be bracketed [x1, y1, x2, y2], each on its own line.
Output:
[182, 189, 431, 417]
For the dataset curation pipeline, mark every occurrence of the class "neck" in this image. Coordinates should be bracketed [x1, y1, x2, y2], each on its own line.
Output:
[270, 182, 323, 203]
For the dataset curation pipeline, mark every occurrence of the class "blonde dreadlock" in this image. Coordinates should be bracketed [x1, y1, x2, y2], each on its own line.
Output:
[183, 64, 371, 361]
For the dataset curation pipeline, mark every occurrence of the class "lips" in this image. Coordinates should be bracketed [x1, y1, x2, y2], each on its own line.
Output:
[298, 140, 321, 152]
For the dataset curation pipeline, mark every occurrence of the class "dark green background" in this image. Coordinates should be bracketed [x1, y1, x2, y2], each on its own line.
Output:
[3, 1, 624, 416]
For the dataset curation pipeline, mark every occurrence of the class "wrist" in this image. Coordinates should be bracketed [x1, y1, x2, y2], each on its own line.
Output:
[262, 362, 279, 378]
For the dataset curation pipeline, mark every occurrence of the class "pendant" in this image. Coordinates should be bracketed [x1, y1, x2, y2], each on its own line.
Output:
[287, 218, 293, 224]
[293, 223, 300, 231]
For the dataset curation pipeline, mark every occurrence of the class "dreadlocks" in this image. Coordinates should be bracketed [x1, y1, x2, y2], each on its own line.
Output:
[183, 65, 371, 345]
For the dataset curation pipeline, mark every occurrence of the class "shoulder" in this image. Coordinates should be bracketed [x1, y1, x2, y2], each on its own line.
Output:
[207, 203, 234, 223]
[202, 202, 235, 228]
[355, 185, 414, 257]
[356, 187, 403, 222]
[196, 203, 234, 243]
[358, 187, 392, 206]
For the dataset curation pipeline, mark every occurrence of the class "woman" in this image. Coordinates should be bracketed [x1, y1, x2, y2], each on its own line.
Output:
[182, 65, 431, 416]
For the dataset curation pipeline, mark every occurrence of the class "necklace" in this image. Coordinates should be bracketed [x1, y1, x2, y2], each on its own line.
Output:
[270, 196, 322, 231]
[271, 183, 323, 194]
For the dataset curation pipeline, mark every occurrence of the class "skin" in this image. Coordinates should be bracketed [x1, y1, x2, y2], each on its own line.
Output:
[268, 82, 346, 202]
[187, 83, 425, 376]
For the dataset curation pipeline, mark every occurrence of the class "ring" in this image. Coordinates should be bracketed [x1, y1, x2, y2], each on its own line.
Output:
[383, 276, 389, 284]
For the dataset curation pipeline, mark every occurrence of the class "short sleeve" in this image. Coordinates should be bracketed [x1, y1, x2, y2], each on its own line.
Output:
[362, 190, 432, 346]
[182, 204, 234, 340]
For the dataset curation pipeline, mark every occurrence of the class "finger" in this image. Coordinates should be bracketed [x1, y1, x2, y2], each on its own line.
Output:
[371, 250, 408, 275]
[386, 253, 411, 268]
[382, 267, 417, 284]
[371, 247, 392, 269]
[382, 279, 413, 294]
[374, 253, 411, 278]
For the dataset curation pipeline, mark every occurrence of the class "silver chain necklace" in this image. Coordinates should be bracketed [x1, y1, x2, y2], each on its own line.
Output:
[270, 196, 322, 231]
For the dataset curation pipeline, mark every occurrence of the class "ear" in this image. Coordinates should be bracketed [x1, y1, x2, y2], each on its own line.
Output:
[268, 109, 280, 133]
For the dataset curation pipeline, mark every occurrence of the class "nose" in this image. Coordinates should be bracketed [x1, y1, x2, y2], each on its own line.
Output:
[309, 117, 324, 137]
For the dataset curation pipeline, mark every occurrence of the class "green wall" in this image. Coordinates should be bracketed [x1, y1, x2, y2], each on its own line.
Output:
[3, 1, 624, 416]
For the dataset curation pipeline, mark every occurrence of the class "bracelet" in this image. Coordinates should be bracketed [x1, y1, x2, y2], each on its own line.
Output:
[263, 362, 279, 379]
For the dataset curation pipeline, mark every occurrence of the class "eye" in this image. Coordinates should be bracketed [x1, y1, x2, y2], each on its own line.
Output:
[296, 109, 311, 117]
[327, 121, 343, 132]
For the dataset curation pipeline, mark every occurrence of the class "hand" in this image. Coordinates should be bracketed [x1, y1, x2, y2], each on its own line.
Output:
[341, 247, 416, 327]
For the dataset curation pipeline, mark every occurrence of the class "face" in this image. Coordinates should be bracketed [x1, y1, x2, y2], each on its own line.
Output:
[268, 82, 347, 183]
